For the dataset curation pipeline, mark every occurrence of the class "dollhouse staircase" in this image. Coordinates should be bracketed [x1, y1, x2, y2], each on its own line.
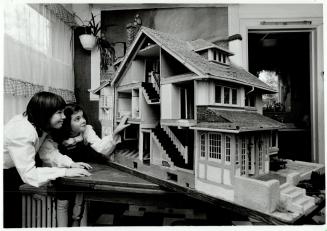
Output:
[152, 124, 192, 170]
[141, 82, 160, 104]
[279, 183, 315, 214]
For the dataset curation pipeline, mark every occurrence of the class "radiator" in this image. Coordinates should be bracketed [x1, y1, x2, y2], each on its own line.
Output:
[21, 185, 57, 228]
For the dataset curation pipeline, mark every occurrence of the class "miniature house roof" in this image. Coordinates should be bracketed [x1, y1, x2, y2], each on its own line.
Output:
[188, 39, 234, 55]
[92, 27, 276, 94]
[193, 108, 285, 132]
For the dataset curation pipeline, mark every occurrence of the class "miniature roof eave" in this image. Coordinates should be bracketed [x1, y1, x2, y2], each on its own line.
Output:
[238, 127, 281, 132]
[194, 46, 234, 56]
[200, 74, 277, 93]
[111, 28, 146, 86]
[190, 126, 240, 133]
[111, 27, 205, 86]
[141, 29, 205, 77]
[90, 79, 111, 95]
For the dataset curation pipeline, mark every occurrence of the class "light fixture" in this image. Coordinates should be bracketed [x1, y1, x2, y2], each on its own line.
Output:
[260, 20, 312, 25]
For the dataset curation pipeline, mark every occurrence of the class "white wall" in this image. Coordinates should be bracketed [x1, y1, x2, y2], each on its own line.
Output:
[118, 60, 145, 86]
[196, 81, 210, 105]
[161, 84, 180, 119]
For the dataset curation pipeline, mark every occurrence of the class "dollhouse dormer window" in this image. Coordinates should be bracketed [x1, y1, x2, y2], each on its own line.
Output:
[210, 49, 229, 65]
[215, 85, 237, 105]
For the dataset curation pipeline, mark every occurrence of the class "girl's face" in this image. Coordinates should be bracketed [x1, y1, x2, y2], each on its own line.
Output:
[49, 110, 65, 129]
[71, 110, 87, 135]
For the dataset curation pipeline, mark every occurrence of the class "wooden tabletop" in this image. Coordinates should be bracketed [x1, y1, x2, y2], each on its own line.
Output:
[56, 162, 324, 225]
[57, 162, 167, 194]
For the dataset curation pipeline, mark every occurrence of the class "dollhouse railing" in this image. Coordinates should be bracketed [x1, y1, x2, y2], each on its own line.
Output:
[161, 125, 188, 164]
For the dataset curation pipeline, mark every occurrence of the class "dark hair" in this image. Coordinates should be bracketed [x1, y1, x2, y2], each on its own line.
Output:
[53, 103, 88, 142]
[24, 91, 66, 136]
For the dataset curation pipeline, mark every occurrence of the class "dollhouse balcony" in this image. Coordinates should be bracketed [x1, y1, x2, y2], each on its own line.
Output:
[161, 119, 196, 128]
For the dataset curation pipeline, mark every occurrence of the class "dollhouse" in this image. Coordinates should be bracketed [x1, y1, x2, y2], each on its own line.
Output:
[92, 27, 323, 217]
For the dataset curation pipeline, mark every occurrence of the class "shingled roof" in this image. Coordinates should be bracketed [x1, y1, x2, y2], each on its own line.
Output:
[188, 39, 233, 55]
[193, 108, 285, 132]
[141, 27, 275, 93]
[96, 27, 276, 94]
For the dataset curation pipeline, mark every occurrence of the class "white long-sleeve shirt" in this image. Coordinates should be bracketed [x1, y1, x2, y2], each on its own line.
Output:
[4, 114, 66, 187]
[39, 125, 120, 168]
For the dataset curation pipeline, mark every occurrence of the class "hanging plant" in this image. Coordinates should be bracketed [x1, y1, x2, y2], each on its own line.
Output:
[74, 12, 116, 70]
[74, 13, 102, 51]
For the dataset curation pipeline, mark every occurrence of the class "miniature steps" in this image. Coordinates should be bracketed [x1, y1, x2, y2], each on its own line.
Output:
[141, 82, 160, 104]
[280, 183, 315, 214]
[152, 124, 192, 170]
[151, 133, 176, 168]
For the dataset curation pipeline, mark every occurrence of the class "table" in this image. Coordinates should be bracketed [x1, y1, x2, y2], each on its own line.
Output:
[57, 163, 238, 226]
[56, 162, 325, 226]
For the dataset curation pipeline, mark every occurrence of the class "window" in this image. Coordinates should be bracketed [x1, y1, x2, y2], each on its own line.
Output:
[232, 89, 237, 104]
[235, 137, 239, 164]
[200, 133, 206, 158]
[271, 131, 277, 147]
[245, 94, 256, 107]
[258, 139, 263, 171]
[224, 87, 230, 104]
[225, 136, 231, 163]
[5, 4, 50, 54]
[241, 137, 246, 175]
[209, 133, 221, 160]
[215, 86, 221, 103]
[248, 140, 252, 172]
[215, 85, 238, 105]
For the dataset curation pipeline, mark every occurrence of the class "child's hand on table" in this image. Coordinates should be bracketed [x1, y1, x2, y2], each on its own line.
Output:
[71, 162, 92, 170]
[65, 168, 91, 177]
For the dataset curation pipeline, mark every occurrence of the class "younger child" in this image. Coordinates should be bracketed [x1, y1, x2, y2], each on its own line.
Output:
[39, 104, 129, 226]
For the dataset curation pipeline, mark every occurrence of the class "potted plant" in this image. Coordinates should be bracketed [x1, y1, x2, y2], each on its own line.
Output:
[76, 13, 101, 51]
[74, 12, 116, 73]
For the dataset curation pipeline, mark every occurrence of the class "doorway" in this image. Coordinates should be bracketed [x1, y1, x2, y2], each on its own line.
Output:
[180, 83, 194, 120]
[142, 131, 151, 165]
[248, 31, 311, 162]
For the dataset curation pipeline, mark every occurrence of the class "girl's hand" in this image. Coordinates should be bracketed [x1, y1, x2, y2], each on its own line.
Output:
[113, 116, 130, 137]
[71, 162, 92, 170]
[65, 168, 91, 177]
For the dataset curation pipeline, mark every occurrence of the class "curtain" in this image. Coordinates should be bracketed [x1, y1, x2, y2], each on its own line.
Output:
[4, 3, 75, 123]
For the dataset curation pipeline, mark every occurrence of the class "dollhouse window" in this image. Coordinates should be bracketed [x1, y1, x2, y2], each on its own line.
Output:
[241, 138, 247, 175]
[224, 87, 230, 104]
[270, 131, 277, 147]
[235, 138, 239, 163]
[215, 86, 221, 103]
[258, 139, 263, 170]
[209, 133, 221, 160]
[212, 50, 228, 65]
[200, 133, 206, 158]
[225, 136, 231, 163]
[232, 89, 237, 104]
[215, 85, 238, 105]
[245, 94, 255, 107]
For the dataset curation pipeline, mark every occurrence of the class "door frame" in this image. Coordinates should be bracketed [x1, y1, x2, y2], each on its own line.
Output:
[236, 16, 323, 163]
